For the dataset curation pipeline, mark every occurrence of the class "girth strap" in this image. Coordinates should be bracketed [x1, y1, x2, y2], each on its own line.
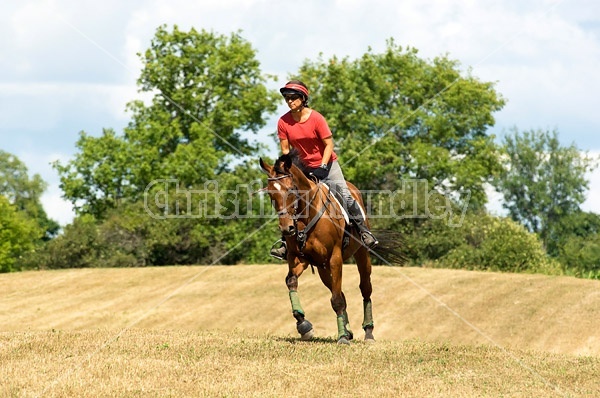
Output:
[296, 184, 333, 252]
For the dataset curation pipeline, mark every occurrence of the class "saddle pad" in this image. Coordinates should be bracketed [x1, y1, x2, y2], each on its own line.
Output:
[321, 183, 350, 224]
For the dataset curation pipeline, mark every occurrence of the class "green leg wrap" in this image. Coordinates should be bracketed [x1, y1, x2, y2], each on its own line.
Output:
[289, 290, 304, 316]
[336, 315, 347, 339]
[343, 310, 353, 336]
[343, 310, 350, 324]
[362, 299, 374, 329]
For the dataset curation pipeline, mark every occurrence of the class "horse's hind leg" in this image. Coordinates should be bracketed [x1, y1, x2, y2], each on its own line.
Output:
[286, 259, 313, 340]
[317, 266, 353, 341]
[354, 246, 375, 342]
[328, 248, 353, 345]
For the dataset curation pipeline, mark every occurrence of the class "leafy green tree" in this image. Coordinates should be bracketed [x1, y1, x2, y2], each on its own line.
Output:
[495, 128, 598, 247]
[294, 40, 506, 210]
[557, 234, 600, 279]
[0, 150, 59, 238]
[133, 25, 278, 156]
[53, 129, 130, 218]
[55, 25, 279, 218]
[546, 211, 600, 257]
[0, 195, 43, 272]
[123, 24, 278, 191]
[545, 211, 600, 278]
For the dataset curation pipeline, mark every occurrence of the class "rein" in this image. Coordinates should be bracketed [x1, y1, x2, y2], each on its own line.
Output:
[294, 183, 333, 252]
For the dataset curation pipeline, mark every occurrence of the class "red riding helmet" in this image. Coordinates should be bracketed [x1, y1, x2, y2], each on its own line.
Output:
[280, 81, 309, 101]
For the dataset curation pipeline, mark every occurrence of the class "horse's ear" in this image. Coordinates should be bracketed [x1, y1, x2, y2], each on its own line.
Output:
[259, 157, 273, 175]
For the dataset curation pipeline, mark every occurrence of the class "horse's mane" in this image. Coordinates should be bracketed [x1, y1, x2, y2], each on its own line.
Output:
[275, 148, 311, 176]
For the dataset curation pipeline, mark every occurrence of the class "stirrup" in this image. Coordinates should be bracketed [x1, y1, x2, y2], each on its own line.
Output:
[361, 231, 379, 249]
[270, 240, 287, 260]
[351, 218, 379, 250]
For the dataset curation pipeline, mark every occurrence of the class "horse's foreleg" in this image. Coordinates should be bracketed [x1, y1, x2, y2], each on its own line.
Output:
[286, 259, 313, 340]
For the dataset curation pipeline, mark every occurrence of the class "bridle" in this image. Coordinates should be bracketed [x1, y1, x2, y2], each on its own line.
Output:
[267, 173, 300, 220]
[267, 172, 333, 252]
[267, 174, 292, 182]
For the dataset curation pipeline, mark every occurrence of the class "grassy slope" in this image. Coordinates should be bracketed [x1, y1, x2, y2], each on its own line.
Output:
[1, 265, 599, 397]
[2, 330, 598, 397]
[2, 265, 599, 355]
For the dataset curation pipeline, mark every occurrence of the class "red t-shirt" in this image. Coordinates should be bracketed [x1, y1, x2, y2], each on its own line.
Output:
[277, 110, 338, 168]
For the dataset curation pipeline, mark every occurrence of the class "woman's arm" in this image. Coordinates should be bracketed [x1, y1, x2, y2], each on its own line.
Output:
[280, 139, 290, 155]
[321, 136, 334, 165]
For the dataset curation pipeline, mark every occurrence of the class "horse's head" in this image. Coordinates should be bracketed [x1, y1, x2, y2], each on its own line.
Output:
[260, 154, 300, 237]
[260, 151, 314, 237]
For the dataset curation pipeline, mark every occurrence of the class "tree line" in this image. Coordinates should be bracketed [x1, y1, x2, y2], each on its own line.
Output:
[1, 25, 598, 277]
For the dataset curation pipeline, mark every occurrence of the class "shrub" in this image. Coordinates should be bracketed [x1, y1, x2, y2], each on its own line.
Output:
[439, 215, 559, 274]
[22, 214, 101, 269]
[557, 234, 600, 279]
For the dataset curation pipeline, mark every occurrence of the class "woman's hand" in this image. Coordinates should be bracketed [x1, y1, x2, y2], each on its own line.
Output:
[312, 164, 330, 180]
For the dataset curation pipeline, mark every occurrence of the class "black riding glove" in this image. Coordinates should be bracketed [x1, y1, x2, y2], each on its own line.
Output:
[311, 163, 330, 180]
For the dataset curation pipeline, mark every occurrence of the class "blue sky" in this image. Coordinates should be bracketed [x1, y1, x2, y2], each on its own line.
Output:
[1, 0, 599, 225]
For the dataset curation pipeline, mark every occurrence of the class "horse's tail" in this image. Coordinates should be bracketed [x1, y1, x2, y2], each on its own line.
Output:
[369, 229, 408, 266]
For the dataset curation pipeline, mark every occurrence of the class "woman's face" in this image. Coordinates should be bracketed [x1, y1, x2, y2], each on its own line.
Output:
[284, 93, 303, 111]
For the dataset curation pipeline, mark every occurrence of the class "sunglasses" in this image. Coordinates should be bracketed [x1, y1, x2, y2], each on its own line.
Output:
[283, 94, 301, 101]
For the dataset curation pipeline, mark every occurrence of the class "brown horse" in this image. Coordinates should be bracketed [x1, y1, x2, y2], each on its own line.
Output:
[259, 152, 375, 344]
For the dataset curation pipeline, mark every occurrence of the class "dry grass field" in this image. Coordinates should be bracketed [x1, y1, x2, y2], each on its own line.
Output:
[1, 265, 599, 397]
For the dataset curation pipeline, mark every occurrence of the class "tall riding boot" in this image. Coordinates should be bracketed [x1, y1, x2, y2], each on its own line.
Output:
[347, 200, 378, 249]
[270, 237, 288, 260]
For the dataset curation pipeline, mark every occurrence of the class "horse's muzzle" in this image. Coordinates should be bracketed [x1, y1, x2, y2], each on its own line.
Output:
[281, 224, 296, 237]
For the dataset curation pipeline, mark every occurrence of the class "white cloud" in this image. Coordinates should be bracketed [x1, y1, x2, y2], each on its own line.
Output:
[41, 185, 75, 227]
[15, 151, 74, 226]
[0, 82, 132, 129]
[484, 183, 508, 217]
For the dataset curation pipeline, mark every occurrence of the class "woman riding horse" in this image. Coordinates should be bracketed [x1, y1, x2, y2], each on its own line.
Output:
[260, 152, 377, 343]
[270, 80, 378, 260]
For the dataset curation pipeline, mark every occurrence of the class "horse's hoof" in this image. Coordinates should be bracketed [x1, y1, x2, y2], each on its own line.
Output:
[337, 336, 351, 345]
[296, 319, 313, 336]
[364, 328, 375, 343]
[300, 328, 314, 341]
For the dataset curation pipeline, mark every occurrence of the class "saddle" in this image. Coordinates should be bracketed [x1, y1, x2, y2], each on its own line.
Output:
[321, 183, 353, 250]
